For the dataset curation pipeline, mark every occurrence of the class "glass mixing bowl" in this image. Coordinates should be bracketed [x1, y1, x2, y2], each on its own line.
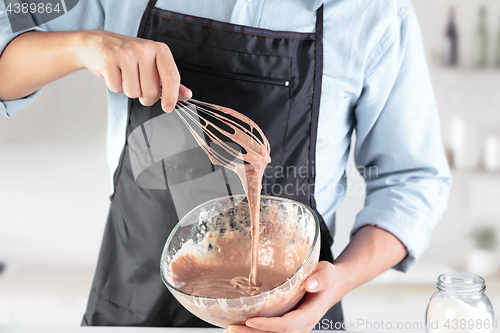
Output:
[160, 195, 320, 327]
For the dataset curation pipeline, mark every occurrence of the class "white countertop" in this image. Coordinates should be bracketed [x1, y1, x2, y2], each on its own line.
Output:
[0, 329, 222, 333]
[0, 327, 421, 333]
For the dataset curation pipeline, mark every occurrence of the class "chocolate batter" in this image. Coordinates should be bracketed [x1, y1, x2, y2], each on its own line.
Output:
[170, 224, 310, 298]
[172, 257, 287, 298]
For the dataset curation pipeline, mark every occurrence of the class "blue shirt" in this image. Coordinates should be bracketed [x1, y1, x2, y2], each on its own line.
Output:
[0, 0, 451, 272]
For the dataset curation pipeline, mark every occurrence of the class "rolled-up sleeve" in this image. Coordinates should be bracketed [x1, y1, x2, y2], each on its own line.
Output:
[0, 0, 104, 117]
[0, 3, 45, 117]
[351, 6, 452, 272]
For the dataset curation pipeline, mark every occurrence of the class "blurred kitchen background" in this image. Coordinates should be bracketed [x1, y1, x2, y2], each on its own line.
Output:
[1, 0, 500, 329]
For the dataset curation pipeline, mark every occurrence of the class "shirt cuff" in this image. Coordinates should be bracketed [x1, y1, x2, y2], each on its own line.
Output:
[351, 203, 434, 273]
[0, 23, 46, 118]
[0, 89, 42, 117]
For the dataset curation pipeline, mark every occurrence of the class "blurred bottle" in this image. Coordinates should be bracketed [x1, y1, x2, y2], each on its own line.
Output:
[442, 6, 459, 66]
[476, 6, 489, 66]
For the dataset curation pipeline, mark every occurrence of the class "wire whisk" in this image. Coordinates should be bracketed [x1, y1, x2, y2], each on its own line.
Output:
[173, 96, 271, 173]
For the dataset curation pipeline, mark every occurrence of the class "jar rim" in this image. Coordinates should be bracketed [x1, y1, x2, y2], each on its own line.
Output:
[437, 273, 486, 294]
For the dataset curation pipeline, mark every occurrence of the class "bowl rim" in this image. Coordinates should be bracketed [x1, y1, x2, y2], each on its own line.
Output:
[160, 195, 320, 300]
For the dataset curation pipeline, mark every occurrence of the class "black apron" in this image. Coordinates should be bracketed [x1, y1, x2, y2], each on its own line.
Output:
[83, 1, 343, 328]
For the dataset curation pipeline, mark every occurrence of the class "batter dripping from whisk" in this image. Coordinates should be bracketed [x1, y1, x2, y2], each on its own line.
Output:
[173, 98, 272, 295]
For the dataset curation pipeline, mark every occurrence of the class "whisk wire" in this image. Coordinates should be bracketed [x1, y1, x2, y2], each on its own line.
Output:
[175, 102, 242, 168]
[174, 105, 237, 169]
[173, 97, 270, 172]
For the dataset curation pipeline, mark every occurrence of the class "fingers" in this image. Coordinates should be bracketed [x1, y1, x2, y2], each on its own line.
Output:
[91, 33, 185, 110]
[304, 261, 337, 293]
[156, 43, 180, 112]
[242, 292, 331, 332]
[138, 48, 161, 107]
[224, 325, 257, 333]
[139, 45, 191, 108]
[227, 263, 340, 333]
[244, 300, 318, 332]
[244, 317, 291, 332]
[225, 323, 292, 333]
[102, 65, 123, 94]
[119, 54, 142, 99]
[225, 324, 283, 333]
[121, 41, 186, 111]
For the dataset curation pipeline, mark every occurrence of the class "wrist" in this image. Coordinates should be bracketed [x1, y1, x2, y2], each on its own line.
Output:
[333, 262, 355, 298]
[73, 30, 102, 70]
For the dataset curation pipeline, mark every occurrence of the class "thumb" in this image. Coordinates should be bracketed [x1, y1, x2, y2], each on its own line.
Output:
[304, 261, 337, 293]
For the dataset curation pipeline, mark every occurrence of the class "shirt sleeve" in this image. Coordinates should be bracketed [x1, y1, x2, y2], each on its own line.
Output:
[351, 5, 452, 272]
[0, 0, 104, 117]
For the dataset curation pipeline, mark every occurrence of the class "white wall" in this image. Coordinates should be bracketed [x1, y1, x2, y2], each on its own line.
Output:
[0, 71, 110, 266]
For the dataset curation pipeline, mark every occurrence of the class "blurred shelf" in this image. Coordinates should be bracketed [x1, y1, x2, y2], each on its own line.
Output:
[362, 263, 454, 287]
[451, 168, 500, 177]
[430, 65, 500, 74]
[355, 270, 500, 297]
[429, 65, 500, 86]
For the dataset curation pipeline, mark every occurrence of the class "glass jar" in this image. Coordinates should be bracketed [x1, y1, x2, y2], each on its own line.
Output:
[426, 273, 495, 333]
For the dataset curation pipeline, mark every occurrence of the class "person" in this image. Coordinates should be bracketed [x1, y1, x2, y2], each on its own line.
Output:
[0, 0, 451, 331]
